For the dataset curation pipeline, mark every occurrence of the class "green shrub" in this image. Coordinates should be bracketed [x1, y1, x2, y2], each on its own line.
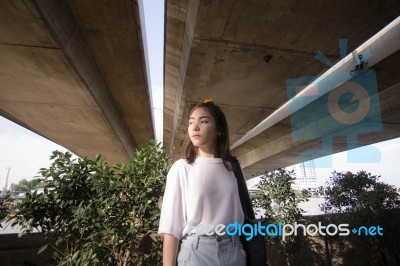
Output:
[0, 194, 13, 227]
[252, 168, 310, 263]
[11, 140, 171, 266]
[321, 170, 400, 265]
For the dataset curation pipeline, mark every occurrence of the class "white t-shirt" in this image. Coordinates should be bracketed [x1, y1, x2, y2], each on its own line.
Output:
[158, 156, 244, 239]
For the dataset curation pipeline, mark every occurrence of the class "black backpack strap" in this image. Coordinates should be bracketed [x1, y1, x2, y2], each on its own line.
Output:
[232, 158, 269, 266]
[231, 157, 256, 220]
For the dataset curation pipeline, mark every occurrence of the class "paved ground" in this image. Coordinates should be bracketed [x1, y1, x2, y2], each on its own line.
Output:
[254, 196, 326, 219]
[299, 196, 325, 216]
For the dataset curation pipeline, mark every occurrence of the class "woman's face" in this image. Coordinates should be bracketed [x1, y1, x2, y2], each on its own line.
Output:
[188, 107, 218, 152]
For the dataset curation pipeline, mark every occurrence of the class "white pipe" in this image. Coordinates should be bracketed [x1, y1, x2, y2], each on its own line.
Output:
[2, 166, 10, 194]
[231, 16, 400, 150]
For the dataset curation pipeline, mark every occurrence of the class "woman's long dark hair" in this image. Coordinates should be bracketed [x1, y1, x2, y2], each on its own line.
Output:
[185, 100, 233, 170]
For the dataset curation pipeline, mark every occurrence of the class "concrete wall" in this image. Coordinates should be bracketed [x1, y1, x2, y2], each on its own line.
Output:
[1, 210, 399, 265]
[0, 233, 53, 266]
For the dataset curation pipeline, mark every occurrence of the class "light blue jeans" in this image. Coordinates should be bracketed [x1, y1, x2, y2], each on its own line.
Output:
[177, 234, 246, 266]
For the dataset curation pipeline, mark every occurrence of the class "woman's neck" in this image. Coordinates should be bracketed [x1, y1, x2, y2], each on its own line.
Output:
[197, 147, 217, 158]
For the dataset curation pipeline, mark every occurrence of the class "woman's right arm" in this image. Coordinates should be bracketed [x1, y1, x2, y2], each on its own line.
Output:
[159, 160, 186, 265]
[163, 234, 179, 266]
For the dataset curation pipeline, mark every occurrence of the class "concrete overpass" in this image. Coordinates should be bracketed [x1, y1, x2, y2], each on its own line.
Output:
[0, 0, 153, 164]
[164, 0, 400, 177]
[2, 1, 399, 173]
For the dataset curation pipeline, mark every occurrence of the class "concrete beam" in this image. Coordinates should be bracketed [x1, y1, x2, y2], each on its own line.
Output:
[164, 0, 400, 173]
[0, 0, 153, 164]
[164, 0, 200, 155]
[238, 79, 400, 177]
[34, 0, 137, 157]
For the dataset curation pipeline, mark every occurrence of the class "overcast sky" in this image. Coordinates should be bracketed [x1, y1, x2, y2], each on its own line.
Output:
[313, 138, 400, 187]
[1, 1, 399, 189]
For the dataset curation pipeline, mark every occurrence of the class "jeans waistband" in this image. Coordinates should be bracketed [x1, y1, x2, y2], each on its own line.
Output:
[192, 233, 232, 241]
[181, 233, 240, 250]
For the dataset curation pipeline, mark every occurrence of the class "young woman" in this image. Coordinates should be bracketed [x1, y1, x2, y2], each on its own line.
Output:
[158, 98, 246, 266]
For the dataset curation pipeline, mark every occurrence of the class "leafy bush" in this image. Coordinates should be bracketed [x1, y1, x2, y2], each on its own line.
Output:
[322, 170, 400, 215]
[10, 140, 171, 265]
[252, 168, 310, 263]
[321, 170, 400, 265]
[0, 194, 13, 228]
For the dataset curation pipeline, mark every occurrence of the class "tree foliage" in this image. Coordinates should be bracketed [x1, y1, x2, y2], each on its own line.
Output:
[9, 140, 171, 266]
[0, 194, 13, 228]
[322, 170, 400, 216]
[321, 170, 400, 265]
[252, 168, 310, 262]
[10, 178, 41, 193]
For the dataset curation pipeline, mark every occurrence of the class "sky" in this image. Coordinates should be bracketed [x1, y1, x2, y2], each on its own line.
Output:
[142, 0, 164, 142]
[1, 1, 399, 189]
[313, 138, 400, 187]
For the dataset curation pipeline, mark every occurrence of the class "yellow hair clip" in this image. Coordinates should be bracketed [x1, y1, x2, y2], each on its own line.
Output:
[203, 98, 214, 104]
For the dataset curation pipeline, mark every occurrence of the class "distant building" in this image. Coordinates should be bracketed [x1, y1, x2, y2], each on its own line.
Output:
[246, 176, 261, 193]
[292, 160, 317, 190]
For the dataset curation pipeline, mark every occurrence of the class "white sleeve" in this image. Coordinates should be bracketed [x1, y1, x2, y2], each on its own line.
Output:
[158, 160, 187, 239]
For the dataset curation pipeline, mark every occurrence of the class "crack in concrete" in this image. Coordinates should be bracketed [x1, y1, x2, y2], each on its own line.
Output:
[193, 37, 339, 58]
[0, 42, 60, 50]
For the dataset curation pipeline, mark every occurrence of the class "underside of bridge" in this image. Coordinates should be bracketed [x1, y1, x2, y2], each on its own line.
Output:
[164, 0, 400, 177]
[0, 0, 153, 164]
